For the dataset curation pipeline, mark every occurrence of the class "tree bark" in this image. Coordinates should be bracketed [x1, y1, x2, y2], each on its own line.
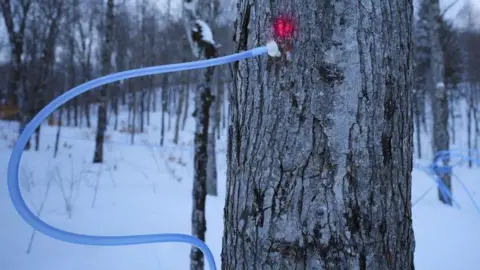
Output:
[183, 0, 218, 268]
[222, 0, 415, 269]
[1, 0, 32, 145]
[426, 0, 450, 205]
[93, 0, 114, 163]
[160, 79, 167, 145]
[206, 131, 218, 196]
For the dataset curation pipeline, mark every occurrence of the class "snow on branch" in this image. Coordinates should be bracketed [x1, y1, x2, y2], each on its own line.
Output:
[191, 19, 218, 58]
[436, 82, 445, 89]
[182, 0, 218, 59]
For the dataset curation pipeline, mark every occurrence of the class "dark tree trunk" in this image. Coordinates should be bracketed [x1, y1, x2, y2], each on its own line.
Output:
[131, 91, 137, 144]
[182, 83, 190, 130]
[93, 0, 114, 163]
[190, 68, 214, 270]
[414, 91, 422, 159]
[426, 0, 450, 205]
[221, 0, 415, 269]
[161, 88, 166, 145]
[1, 0, 32, 146]
[140, 89, 146, 133]
[174, 84, 186, 144]
[53, 107, 63, 158]
[183, 1, 218, 268]
[206, 131, 217, 196]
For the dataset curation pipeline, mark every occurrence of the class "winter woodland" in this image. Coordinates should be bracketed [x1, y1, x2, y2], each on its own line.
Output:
[1, 0, 480, 269]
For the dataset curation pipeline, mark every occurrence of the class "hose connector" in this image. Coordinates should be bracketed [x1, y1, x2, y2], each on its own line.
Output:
[267, 40, 281, 57]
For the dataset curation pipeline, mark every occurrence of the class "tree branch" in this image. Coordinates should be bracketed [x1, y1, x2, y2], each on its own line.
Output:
[441, 0, 459, 18]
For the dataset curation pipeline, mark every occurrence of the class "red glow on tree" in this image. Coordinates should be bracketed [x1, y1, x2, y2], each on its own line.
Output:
[272, 15, 295, 41]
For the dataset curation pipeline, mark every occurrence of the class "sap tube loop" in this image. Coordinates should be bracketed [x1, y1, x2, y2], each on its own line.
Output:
[7, 46, 270, 270]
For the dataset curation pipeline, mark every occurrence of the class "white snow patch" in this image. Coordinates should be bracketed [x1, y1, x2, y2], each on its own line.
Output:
[0, 92, 479, 270]
[195, 19, 215, 45]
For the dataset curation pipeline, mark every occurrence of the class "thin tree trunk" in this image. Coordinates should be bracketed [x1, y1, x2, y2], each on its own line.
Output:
[147, 80, 153, 125]
[66, 105, 71, 126]
[131, 91, 137, 144]
[140, 89, 146, 133]
[174, 85, 185, 144]
[73, 98, 79, 127]
[206, 131, 217, 196]
[414, 91, 422, 159]
[222, 0, 415, 269]
[190, 71, 214, 270]
[54, 107, 63, 158]
[467, 83, 473, 167]
[214, 83, 222, 139]
[84, 98, 91, 128]
[182, 83, 190, 130]
[93, 0, 114, 163]
[1, 0, 32, 147]
[183, 1, 218, 268]
[167, 88, 172, 131]
[448, 88, 455, 144]
[428, 0, 451, 205]
[160, 82, 167, 145]
[206, 86, 218, 196]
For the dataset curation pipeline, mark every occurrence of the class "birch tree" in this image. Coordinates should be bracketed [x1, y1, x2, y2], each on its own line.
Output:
[222, 0, 415, 269]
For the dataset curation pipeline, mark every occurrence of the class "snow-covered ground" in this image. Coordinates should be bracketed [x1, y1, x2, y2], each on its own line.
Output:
[1, 105, 480, 270]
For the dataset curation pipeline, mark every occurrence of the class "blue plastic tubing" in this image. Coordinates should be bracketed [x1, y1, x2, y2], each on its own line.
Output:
[7, 46, 268, 270]
[413, 150, 480, 214]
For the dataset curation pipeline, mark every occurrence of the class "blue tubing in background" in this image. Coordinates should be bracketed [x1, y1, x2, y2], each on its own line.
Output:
[413, 150, 480, 214]
[7, 46, 268, 270]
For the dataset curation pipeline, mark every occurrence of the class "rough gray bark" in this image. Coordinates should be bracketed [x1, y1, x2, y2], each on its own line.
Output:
[160, 77, 168, 146]
[222, 0, 415, 269]
[425, 0, 450, 204]
[207, 73, 219, 196]
[93, 0, 114, 163]
[183, 0, 218, 268]
[206, 131, 218, 196]
[414, 89, 422, 159]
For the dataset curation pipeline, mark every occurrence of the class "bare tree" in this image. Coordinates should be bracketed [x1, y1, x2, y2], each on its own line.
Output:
[93, 0, 114, 163]
[29, 0, 65, 150]
[419, 0, 451, 205]
[76, 0, 101, 128]
[182, 0, 220, 268]
[1, 0, 33, 138]
[459, 1, 480, 166]
[221, 0, 415, 268]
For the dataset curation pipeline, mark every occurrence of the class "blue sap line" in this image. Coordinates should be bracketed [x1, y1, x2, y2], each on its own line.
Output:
[413, 150, 480, 215]
[7, 46, 268, 270]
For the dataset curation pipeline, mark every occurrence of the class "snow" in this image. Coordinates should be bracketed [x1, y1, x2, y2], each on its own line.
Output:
[195, 20, 215, 45]
[436, 82, 445, 89]
[0, 97, 480, 270]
